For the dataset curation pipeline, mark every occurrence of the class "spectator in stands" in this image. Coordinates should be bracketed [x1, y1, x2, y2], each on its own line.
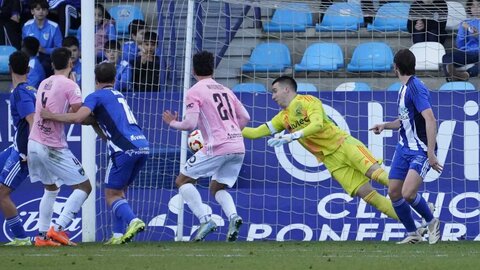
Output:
[442, 0, 480, 81]
[47, 0, 81, 38]
[104, 40, 132, 92]
[132, 31, 162, 92]
[62, 36, 81, 86]
[21, 36, 46, 88]
[0, 0, 22, 49]
[407, 0, 448, 45]
[122, 19, 146, 64]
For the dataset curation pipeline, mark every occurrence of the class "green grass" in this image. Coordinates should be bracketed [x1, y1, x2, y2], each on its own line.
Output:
[1, 241, 479, 270]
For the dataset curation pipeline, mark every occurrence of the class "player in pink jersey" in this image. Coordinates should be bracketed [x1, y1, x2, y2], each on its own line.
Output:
[27, 48, 92, 246]
[163, 51, 250, 242]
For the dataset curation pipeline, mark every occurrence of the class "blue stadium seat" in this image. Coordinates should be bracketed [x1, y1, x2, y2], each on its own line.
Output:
[335, 82, 371, 91]
[387, 82, 403, 91]
[232, 83, 267, 93]
[0, 46, 17, 74]
[297, 83, 317, 92]
[263, 3, 313, 32]
[316, 3, 363, 32]
[294, 43, 343, 71]
[109, 5, 144, 36]
[242, 42, 291, 72]
[347, 42, 393, 72]
[439, 81, 476, 91]
[367, 2, 410, 31]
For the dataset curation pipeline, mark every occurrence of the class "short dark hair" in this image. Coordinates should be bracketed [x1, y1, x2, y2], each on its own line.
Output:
[95, 4, 112, 20]
[143, 31, 157, 43]
[22, 36, 40, 57]
[104, 40, 122, 51]
[466, 0, 478, 16]
[394, 49, 416, 76]
[193, 51, 214, 76]
[129, 19, 146, 36]
[51, 47, 72, 70]
[30, 0, 49, 9]
[62, 36, 80, 48]
[9, 51, 30, 75]
[272, 75, 297, 92]
[95, 62, 116, 84]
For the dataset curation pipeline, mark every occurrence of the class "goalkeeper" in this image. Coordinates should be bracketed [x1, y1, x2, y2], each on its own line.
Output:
[242, 75, 398, 220]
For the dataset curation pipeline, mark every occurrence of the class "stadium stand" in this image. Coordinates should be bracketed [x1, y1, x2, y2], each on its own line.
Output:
[347, 42, 394, 72]
[387, 82, 403, 91]
[241, 42, 291, 72]
[294, 42, 344, 72]
[0, 46, 17, 74]
[366, 2, 410, 31]
[232, 82, 267, 93]
[262, 3, 313, 32]
[335, 82, 372, 91]
[446, 1, 467, 30]
[316, 2, 363, 32]
[297, 82, 318, 92]
[439, 81, 476, 90]
[109, 5, 145, 36]
[409, 42, 446, 71]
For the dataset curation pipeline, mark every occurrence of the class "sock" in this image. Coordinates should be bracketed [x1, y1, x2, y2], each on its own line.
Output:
[371, 168, 389, 186]
[56, 189, 88, 229]
[214, 190, 237, 220]
[112, 199, 136, 229]
[38, 189, 59, 232]
[178, 183, 209, 223]
[363, 190, 398, 220]
[410, 194, 434, 223]
[392, 198, 417, 233]
[6, 215, 27, 239]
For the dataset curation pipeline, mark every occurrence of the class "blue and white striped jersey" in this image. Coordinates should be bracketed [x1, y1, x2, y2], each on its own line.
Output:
[10, 83, 36, 157]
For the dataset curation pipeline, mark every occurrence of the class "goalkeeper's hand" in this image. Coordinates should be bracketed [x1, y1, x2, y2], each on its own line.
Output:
[267, 131, 303, 147]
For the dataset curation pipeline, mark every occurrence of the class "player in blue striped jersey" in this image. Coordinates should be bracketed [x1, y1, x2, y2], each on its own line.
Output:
[40, 62, 150, 244]
[0, 51, 36, 246]
[370, 49, 443, 244]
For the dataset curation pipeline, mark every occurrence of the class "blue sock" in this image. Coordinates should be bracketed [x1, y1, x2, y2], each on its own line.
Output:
[410, 194, 434, 223]
[6, 215, 26, 239]
[112, 199, 136, 226]
[392, 198, 417, 233]
[111, 213, 125, 234]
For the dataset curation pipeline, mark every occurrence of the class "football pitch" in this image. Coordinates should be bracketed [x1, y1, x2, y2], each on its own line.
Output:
[1, 241, 479, 270]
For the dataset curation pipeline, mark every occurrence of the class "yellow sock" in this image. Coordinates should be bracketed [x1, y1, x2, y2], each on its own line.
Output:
[364, 190, 399, 220]
[371, 168, 389, 186]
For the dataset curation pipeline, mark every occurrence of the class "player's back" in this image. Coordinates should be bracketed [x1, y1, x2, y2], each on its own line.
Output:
[10, 83, 36, 156]
[187, 78, 245, 155]
[84, 88, 149, 153]
[29, 75, 82, 148]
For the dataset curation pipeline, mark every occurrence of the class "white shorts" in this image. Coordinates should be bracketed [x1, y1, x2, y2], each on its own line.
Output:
[181, 151, 244, 188]
[27, 140, 88, 186]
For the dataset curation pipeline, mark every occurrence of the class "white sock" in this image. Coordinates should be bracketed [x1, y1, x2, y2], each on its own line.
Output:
[214, 189, 237, 220]
[38, 189, 60, 232]
[56, 189, 88, 229]
[178, 183, 209, 223]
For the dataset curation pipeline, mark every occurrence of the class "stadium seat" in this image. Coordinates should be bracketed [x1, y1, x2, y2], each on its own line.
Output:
[109, 5, 144, 36]
[0, 46, 17, 74]
[439, 81, 476, 91]
[446, 1, 466, 30]
[241, 42, 291, 72]
[263, 3, 313, 32]
[297, 83, 317, 92]
[387, 82, 403, 91]
[409, 42, 446, 71]
[335, 82, 371, 91]
[294, 43, 343, 72]
[232, 83, 267, 93]
[347, 42, 393, 72]
[316, 3, 363, 32]
[367, 2, 410, 31]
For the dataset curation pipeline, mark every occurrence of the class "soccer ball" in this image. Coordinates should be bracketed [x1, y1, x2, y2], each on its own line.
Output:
[188, 129, 204, 153]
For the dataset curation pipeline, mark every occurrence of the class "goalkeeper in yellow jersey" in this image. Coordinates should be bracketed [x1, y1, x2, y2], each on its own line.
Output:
[242, 75, 398, 220]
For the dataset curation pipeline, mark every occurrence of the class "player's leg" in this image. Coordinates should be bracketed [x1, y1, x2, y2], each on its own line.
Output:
[365, 163, 389, 187]
[355, 183, 398, 220]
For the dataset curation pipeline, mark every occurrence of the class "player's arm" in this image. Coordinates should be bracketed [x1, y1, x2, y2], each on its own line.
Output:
[421, 108, 443, 173]
[163, 110, 199, 131]
[369, 119, 401, 134]
[41, 106, 92, 124]
[91, 122, 108, 140]
[25, 113, 34, 131]
[243, 112, 285, 140]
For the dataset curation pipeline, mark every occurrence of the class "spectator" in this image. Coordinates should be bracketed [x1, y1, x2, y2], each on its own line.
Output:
[21, 36, 46, 88]
[47, 0, 81, 38]
[122, 19, 146, 64]
[407, 0, 448, 44]
[442, 0, 480, 81]
[103, 40, 132, 92]
[132, 31, 163, 92]
[0, 0, 22, 49]
[62, 36, 81, 86]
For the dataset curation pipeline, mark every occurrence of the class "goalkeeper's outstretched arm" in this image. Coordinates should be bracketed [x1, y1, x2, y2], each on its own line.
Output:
[242, 124, 271, 139]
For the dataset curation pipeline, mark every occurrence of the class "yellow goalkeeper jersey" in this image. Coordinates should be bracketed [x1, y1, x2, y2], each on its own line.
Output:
[269, 94, 348, 161]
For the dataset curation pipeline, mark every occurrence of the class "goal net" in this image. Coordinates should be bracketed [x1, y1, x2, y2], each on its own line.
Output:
[89, 0, 480, 242]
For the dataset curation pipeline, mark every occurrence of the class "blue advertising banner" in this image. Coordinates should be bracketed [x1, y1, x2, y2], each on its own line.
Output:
[0, 91, 478, 242]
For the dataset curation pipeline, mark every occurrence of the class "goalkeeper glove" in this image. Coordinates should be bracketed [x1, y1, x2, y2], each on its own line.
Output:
[267, 131, 304, 147]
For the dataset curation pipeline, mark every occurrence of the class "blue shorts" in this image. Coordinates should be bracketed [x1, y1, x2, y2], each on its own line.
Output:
[105, 151, 148, 190]
[0, 146, 29, 190]
[389, 144, 431, 180]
